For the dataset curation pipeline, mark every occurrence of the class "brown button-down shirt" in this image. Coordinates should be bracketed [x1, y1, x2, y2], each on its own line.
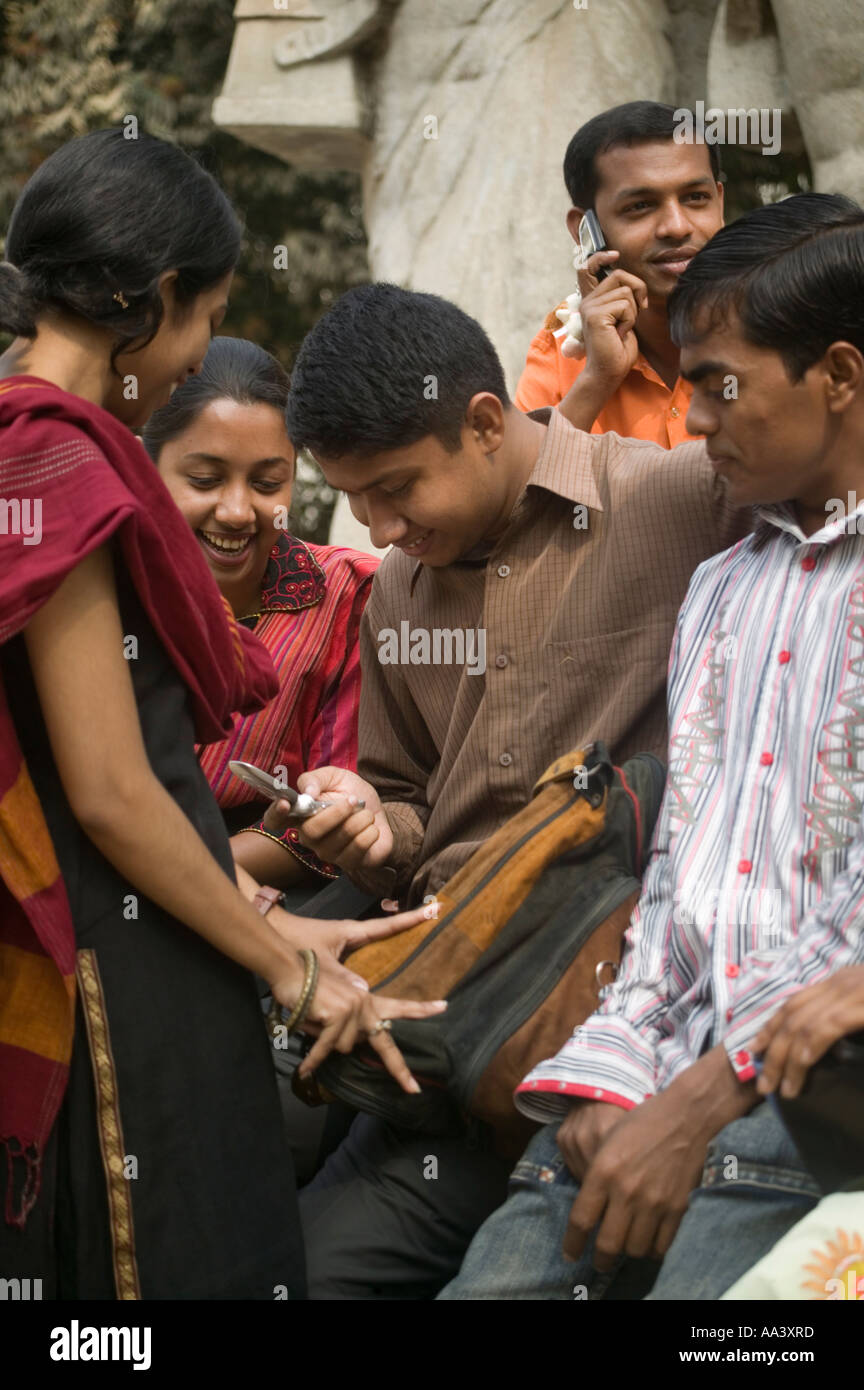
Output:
[356, 408, 749, 904]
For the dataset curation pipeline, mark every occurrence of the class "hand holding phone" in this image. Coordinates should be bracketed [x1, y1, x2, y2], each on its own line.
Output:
[555, 210, 621, 358]
[228, 759, 365, 822]
[295, 766, 394, 877]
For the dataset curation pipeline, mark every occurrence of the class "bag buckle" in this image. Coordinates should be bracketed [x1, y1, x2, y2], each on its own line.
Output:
[595, 959, 619, 1002]
[573, 741, 613, 808]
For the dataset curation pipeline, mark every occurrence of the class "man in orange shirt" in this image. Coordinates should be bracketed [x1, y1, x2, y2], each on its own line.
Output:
[516, 101, 725, 447]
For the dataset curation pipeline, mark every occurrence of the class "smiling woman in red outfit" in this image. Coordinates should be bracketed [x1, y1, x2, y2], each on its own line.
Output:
[143, 336, 379, 895]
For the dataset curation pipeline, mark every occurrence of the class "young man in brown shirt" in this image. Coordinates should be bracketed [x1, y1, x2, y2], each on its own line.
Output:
[283, 281, 748, 1299]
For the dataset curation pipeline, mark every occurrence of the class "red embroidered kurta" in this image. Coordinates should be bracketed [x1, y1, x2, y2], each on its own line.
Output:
[197, 534, 378, 877]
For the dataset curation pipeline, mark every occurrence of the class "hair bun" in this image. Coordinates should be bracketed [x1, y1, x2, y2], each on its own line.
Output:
[0, 260, 38, 338]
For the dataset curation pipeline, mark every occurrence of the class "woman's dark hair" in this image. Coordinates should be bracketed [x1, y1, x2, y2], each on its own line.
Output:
[668, 192, 864, 381]
[142, 336, 291, 461]
[0, 127, 241, 366]
[563, 101, 721, 208]
[286, 282, 510, 459]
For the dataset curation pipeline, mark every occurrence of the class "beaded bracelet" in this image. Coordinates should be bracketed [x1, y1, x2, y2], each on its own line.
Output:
[267, 948, 319, 1040]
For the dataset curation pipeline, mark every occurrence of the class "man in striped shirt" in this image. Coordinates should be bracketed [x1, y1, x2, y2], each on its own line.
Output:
[441, 191, 864, 1300]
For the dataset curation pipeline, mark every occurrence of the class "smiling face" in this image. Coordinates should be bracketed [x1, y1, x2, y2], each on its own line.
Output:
[156, 397, 295, 613]
[107, 272, 233, 429]
[313, 395, 524, 567]
[568, 141, 724, 307]
[680, 308, 849, 522]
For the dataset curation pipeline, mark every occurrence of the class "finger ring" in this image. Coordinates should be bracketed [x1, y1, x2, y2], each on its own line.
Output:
[369, 1018, 393, 1036]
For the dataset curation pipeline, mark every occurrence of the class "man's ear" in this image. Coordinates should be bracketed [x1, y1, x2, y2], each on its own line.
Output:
[824, 341, 864, 414]
[566, 206, 585, 243]
[466, 391, 506, 454]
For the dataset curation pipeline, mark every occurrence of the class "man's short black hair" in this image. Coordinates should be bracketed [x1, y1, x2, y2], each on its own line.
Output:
[563, 101, 721, 208]
[668, 191, 864, 381]
[286, 283, 511, 460]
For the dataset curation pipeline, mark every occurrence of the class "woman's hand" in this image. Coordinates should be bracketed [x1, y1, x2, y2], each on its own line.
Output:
[754, 965, 864, 1099]
[267, 899, 438, 992]
[265, 898, 444, 1092]
[268, 950, 446, 1094]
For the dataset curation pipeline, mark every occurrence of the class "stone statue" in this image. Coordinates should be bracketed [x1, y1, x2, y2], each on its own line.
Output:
[214, 0, 864, 549]
[214, 0, 675, 549]
[214, 0, 674, 388]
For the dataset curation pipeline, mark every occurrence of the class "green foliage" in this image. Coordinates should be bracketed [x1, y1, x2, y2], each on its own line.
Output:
[0, 0, 368, 541]
[719, 141, 812, 224]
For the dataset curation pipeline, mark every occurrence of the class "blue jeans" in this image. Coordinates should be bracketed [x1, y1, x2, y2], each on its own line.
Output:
[438, 1100, 822, 1300]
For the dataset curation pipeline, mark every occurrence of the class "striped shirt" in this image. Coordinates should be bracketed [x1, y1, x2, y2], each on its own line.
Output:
[354, 407, 746, 904]
[518, 498, 864, 1120]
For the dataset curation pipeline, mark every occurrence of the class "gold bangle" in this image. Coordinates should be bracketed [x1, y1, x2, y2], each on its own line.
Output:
[268, 949, 319, 1040]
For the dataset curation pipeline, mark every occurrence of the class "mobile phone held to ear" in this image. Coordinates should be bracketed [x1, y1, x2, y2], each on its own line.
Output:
[578, 210, 612, 280]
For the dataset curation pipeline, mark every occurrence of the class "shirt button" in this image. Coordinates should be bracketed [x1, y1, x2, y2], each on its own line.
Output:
[778, 650, 791, 664]
[270, 544, 280, 556]
[495, 654, 508, 668]
[734, 1050, 751, 1068]
[760, 752, 774, 766]
[738, 859, 752, 873]
[499, 752, 513, 767]
[670, 406, 680, 418]
[725, 963, 740, 978]
[801, 556, 816, 571]
[497, 564, 511, 578]
[726, 1008, 734, 1022]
